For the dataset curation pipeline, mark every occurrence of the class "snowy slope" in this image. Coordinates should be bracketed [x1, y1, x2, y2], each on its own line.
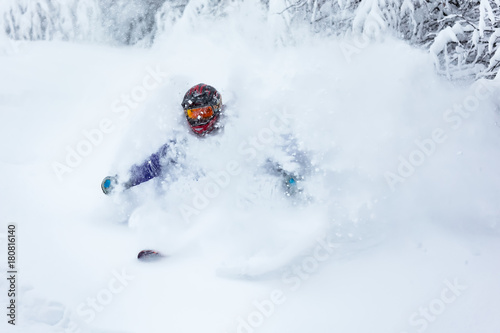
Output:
[1, 4, 500, 333]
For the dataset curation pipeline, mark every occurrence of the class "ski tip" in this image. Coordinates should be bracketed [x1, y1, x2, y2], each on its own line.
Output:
[137, 250, 165, 262]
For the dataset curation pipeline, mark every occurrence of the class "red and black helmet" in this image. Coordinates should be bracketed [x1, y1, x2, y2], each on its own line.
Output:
[181, 84, 222, 136]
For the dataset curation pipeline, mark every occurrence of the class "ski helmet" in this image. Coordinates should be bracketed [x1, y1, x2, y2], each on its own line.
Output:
[181, 84, 222, 136]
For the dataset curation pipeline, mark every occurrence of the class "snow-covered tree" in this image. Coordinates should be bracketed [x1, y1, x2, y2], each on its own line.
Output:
[1, 0, 499, 79]
[280, 0, 500, 79]
[427, 0, 500, 80]
[99, 0, 167, 45]
[2, 0, 102, 42]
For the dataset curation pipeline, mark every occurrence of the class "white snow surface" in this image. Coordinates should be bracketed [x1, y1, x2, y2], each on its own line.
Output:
[2, 7, 500, 333]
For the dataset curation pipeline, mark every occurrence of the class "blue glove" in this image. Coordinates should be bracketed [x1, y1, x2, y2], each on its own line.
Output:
[284, 174, 301, 196]
[101, 176, 118, 195]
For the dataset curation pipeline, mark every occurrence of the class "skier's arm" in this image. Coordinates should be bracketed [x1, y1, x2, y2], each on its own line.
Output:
[123, 144, 167, 188]
[101, 143, 170, 195]
[266, 134, 311, 197]
[267, 160, 303, 196]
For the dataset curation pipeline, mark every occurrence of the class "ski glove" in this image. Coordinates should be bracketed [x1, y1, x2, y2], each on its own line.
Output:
[101, 176, 118, 195]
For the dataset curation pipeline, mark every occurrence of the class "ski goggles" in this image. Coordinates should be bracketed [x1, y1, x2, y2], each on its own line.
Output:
[185, 105, 214, 120]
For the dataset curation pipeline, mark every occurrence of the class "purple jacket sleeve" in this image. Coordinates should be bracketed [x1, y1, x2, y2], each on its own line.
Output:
[123, 143, 171, 189]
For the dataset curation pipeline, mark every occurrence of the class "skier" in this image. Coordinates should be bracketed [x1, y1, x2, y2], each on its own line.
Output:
[100, 83, 309, 260]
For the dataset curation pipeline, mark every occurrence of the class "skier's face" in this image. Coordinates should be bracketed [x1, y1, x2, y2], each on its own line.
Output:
[184, 105, 220, 136]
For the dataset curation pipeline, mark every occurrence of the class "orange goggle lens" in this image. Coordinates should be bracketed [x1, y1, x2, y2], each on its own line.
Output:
[186, 106, 214, 120]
